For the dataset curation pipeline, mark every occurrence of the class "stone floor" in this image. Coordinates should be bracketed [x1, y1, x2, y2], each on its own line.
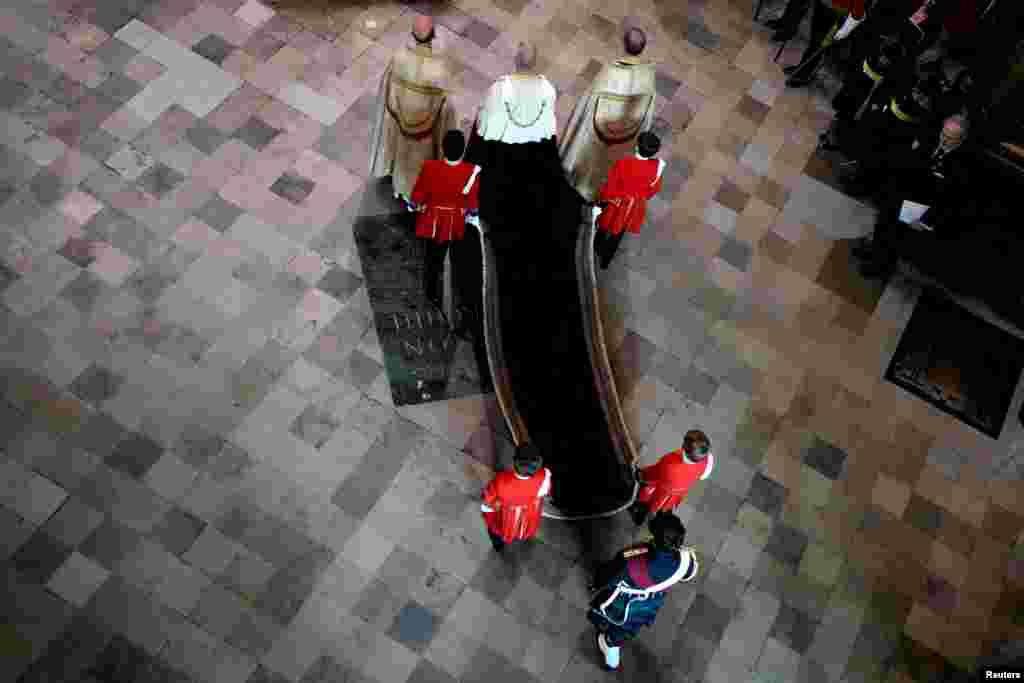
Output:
[1, 0, 1023, 682]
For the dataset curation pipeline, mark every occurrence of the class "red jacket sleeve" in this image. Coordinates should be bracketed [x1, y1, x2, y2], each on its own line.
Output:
[465, 167, 480, 210]
[837, 0, 865, 18]
[644, 168, 663, 200]
[410, 162, 432, 207]
[482, 477, 500, 510]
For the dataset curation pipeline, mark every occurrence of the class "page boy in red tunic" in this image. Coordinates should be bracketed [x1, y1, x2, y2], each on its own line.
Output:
[480, 443, 551, 551]
[593, 131, 665, 270]
[410, 129, 481, 309]
[629, 429, 714, 525]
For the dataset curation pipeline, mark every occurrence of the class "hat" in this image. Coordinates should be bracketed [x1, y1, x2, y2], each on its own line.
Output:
[637, 131, 660, 158]
[442, 129, 466, 160]
[413, 15, 434, 43]
[648, 512, 686, 550]
[682, 429, 710, 461]
[624, 27, 646, 56]
[513, 442, 543, 477]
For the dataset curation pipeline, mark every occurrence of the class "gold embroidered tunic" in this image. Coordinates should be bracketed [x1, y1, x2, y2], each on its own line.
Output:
[369, 43, 455, 199]
[559, 57, 657, 201]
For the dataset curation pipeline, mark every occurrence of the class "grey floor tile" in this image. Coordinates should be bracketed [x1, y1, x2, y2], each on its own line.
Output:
[257, 545, 335, 625]
[152, 506, 207, 556]
[233, 116, 280, 151]
[106, 432, 165, 479]
[406, 657, 458, 683]
[228, 608, 283, 657]
[15, 612, 114, 683]
[802, 437, 847, 481]
[68, 363, 125, 404]
[192, 33, 234, 66]
[352, 577, 408, 630]
[79, 517, 142, 569]
[764, 522, 809, 568]
[183, 524, 240, 577]
[469, 551, 523, 605]
[681, 593, 733, 645]
[84, 575, 176, 655]
[269, 172, 315, 205]
[746, 471, 787, 518]
[192, 581, 247, 638]
[0, 505, 36, 560]
[185, 120, 229, 155]
[11, 529, 72, 584]
[769, 602, 819, 655]
[136, 162, 186, 198]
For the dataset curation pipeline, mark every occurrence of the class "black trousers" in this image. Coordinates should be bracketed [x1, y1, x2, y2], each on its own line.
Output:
[628, 500, 649, 526]
[487, 529, 506, 551]
[423, 239, 451, 306]
[594, 229, 625, 270]
[792, 1, 843, 76]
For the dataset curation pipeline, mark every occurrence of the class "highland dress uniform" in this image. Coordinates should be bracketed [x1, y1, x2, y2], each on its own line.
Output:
[588, 539, 698, 664]
[410, 159, 481, 307]
[480, 465, 552, 550]
[593, 155, 665, 269]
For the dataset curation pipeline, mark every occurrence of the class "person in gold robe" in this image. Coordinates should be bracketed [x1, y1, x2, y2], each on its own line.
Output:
[559, 27, 657, 202]
[369, 16, 456, 205]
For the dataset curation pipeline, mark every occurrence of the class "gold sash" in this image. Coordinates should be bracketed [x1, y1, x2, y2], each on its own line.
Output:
[592, 92, 652, 146]
[384, 71, 447, 139]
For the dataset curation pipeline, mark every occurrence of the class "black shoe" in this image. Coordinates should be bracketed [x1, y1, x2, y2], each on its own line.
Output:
[786, 72, 814, 88]
[850, 239, 875, 260]
[773, 27, 798, 42]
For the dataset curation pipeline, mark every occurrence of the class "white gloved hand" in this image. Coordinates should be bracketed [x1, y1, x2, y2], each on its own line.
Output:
[465, 214, 480, 227]
[834, 14, 864, 40]
[591, 206, 603, 220]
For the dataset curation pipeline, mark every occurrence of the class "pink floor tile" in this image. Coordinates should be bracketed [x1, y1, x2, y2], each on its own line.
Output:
[47, 112, 84, 146]
[770, 220, 806, 244]
[288, 251, 327, 282]
[155, 106, 199, 141]
[49, 148, 96, 185]
[245, 59, 292, 96]
[235, 0, 276, 28]
[172, 219, 220, 251]
[301, 288, 337, 322]
[108, 188, 159, 211]
[205, 83, 269, 133]
[191, 2, 255, 46]
[163, 179, 215, 212]
[209, 236, 245, 258]
[166, 16, 209, 48]
[59, 191, 105, 225]
[89, 243, 140, 286]
[318, 334, 338, 355]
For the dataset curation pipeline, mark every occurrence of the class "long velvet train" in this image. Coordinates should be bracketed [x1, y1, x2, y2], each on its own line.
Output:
[456, 134, 634, 517]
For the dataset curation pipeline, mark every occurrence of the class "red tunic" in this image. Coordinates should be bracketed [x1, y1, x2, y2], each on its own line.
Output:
[829, 0, 866, 18]
[410, 159, 481, 242]
[481, 468, 551, 543]
[637, 450, 714, 513]
[596, 157, 663, 236]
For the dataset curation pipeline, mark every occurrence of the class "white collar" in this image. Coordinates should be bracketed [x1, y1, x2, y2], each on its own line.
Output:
[514, 472, 530, 480]
[681, 450, 708, 465]
[635, 152, 651, 160]
[444, 158, 460, 166]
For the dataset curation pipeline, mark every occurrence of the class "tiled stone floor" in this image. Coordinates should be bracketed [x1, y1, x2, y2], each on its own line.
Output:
[1, 0, 1023, 682]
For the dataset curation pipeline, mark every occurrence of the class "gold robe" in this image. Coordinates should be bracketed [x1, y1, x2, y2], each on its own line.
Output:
[558, 58, 657, 202]
[369, 44, 455, 199]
